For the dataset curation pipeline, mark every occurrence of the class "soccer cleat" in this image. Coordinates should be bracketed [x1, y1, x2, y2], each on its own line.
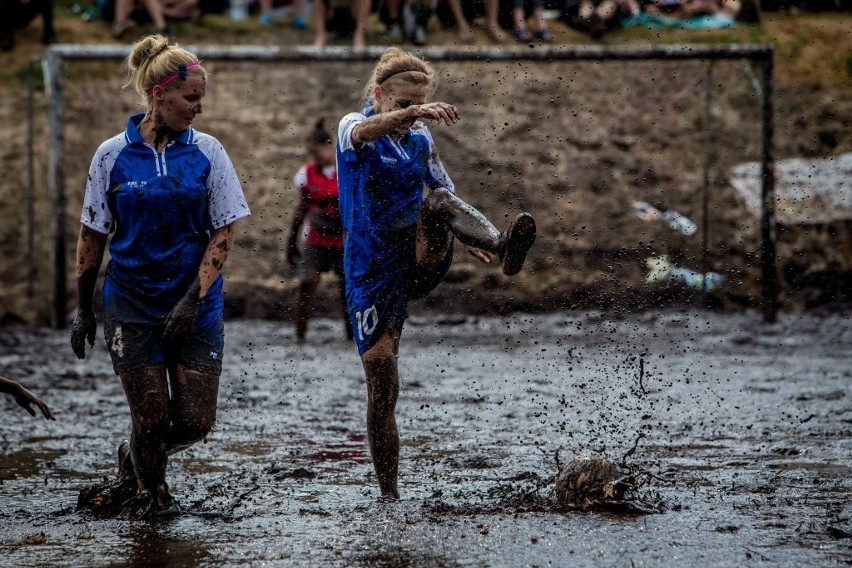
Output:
[499, 213, 537, 276]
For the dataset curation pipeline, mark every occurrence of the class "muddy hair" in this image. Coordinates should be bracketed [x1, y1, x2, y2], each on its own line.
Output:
[362, 47, 435, 109]
[307, 118, 332, 145]
[125, 34, 206, 103]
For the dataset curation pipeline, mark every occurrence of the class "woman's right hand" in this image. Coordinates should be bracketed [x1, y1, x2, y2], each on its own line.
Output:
[412, 102, 461, 127]
[71, 309, 97, 359]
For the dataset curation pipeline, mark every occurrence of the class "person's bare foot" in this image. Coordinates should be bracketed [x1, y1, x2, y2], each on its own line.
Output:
[486, 24, 507, 43]
[353, 31, 366, 49]
[313, 32, 327, 48]
[456, 22, 473, 43]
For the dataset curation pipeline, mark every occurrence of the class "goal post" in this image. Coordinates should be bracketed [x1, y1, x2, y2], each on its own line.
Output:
[42, 43, 777, 328]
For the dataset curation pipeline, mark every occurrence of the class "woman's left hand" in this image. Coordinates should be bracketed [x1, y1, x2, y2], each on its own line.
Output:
[467, 247, 493, 264]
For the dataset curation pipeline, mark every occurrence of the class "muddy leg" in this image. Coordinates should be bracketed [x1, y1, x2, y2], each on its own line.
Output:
[361, 328, 402, 499]
[296, 268, 321, 343]
[119, 366, 171, 507]
[166, 365, 220, 455]
[420, 187, 536, 276]
[420, 187, 500, 263]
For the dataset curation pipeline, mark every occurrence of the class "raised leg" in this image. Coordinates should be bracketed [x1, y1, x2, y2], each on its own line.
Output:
[361, 328, 401, 499]
[420, 187, 536, 276]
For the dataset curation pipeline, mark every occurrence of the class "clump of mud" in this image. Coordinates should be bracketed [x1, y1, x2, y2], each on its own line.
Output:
[555, 453, 637, 509]
[76, 478, 149, 520]
[554, 451, 665, 515]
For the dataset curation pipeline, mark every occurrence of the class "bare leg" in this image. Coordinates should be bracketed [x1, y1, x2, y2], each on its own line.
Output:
[295, 268, 321, 343]
[166, 365, 219, 455]
[485, 0, 507, 43]
[352, 0, 370, 48]
[313, 0, 327, 47]
[119, 366, 172, 508]
[444, 0, 472, 42]
[160, 0, 198, 19]
[421, 188, 536, 276]
[142, 0, 167, 30]
[361, 328, 401, 499]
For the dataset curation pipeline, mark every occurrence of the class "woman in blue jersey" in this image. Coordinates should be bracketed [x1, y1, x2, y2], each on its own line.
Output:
[71, 35, 250, 516]
[337, 47, 536, 499]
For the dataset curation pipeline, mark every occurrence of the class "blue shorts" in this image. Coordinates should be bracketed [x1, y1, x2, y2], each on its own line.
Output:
[102, 278, 225, 375]
[347, 247, 453, 355]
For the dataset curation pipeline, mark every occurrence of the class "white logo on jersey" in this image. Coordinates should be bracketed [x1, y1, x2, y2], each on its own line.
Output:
[355, 306, 379, 341]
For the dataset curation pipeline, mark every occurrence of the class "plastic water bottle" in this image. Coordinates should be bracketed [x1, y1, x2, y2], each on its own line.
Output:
[660, 210, 697, 236]
[229, 0, 247, 21]
[634, 201, 661, 222]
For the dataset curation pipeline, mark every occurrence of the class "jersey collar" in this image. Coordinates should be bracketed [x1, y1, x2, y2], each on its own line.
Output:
[125, 113, 195, 146]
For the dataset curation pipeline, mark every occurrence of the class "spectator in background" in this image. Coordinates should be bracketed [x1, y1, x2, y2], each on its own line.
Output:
[312, 0, 370, 47]
[112, 0, 199, 39]
[0, 376, 55, 420]
[0, 0, 56, 51]
[511, 0, 553, 42]
[441, 0, 508, 43]
[287, 118, 351, 343]
[562, 0, 639, 37]
[382, 0, 434, 45]
[644, 0, 741, 18]
[255, 0, 307, 26]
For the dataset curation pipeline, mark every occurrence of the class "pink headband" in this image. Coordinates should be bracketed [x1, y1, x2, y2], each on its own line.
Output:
[146, 62, 203, 95]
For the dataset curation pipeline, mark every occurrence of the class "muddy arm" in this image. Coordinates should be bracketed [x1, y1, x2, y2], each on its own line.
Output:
[163, 223, 237, 341]
[352, 103, 460, 143]
[0, 376, 56, 420]
[71, 226, 107, 359]
[199, 223, 236, 298]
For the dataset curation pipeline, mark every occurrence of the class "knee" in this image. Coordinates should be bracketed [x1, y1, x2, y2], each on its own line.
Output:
[423, 187, 453, 216]
[173, 410, 217, 444]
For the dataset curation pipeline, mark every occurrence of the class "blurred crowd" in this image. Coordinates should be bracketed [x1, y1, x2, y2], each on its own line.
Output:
[0, 0, 849, 51]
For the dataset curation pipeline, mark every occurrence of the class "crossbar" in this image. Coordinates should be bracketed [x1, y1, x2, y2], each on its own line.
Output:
[43, 43, 777, 327]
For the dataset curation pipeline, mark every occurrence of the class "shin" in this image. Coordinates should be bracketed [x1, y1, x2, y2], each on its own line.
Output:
[166, 365, 220, 455]
[361, 329, 401, 498]
[119, 366, 170, 501]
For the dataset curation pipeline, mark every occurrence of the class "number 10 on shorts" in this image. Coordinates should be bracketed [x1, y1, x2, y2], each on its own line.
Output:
[355, 306, 378, 341]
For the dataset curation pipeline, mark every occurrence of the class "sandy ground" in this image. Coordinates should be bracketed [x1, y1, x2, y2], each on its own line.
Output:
[1, 310, 851, 566]
[1, 19, 851, 324]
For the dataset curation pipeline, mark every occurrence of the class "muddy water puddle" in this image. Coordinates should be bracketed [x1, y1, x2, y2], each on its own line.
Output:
[1, 310, 851, 566]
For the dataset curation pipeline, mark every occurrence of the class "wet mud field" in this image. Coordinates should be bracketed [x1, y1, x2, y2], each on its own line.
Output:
[1, 310, 851, 566]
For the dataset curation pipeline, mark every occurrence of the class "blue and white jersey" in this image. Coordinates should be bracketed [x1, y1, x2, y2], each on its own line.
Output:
[336, 104, 454, 282]
[81, 113, 250, 319]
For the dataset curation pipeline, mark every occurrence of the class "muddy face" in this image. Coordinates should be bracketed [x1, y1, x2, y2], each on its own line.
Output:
[152, 74, 206, 136]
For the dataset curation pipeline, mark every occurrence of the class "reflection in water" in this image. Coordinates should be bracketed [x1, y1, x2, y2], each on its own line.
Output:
[119, 525, 212, 568]
[0, 448, 65, 481]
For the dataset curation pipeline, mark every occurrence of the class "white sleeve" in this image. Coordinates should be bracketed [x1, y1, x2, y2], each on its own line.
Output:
[420, 123, 455, 193]
[293, 165, 308, 190]
[80, 135, 124, 234]
[338, 112, 367, 161]
[197, 134, 251, 229]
